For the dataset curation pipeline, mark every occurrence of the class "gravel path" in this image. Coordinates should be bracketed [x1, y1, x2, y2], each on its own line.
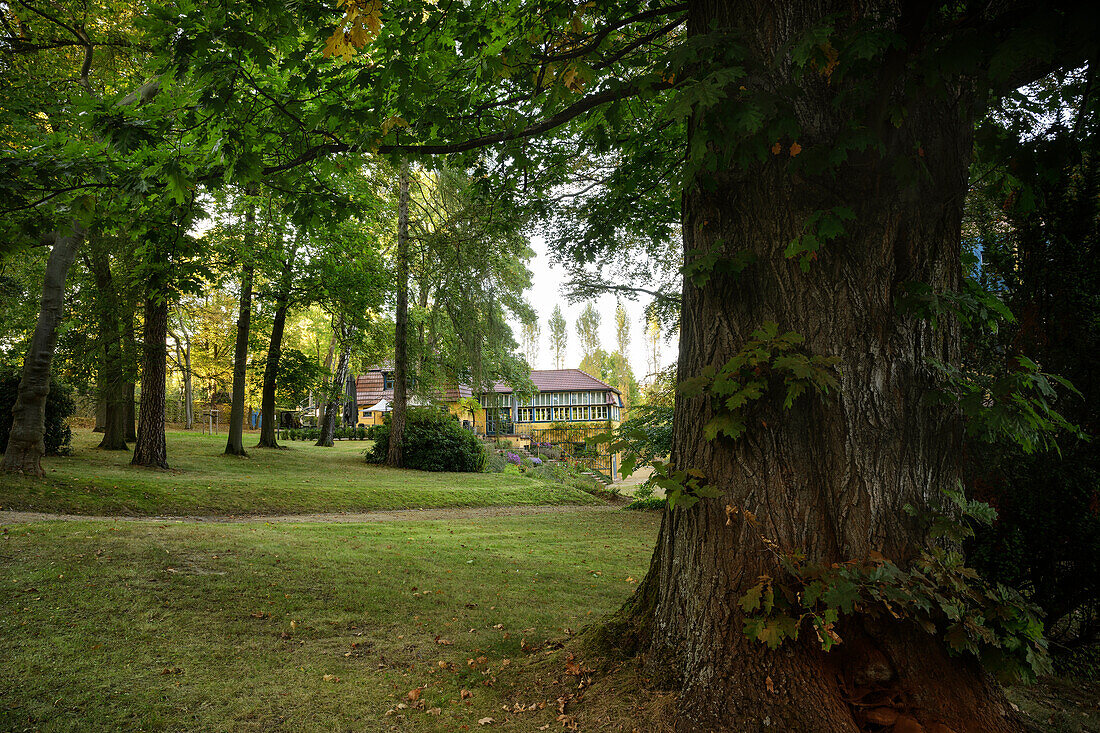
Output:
[0, 503, 623, 525]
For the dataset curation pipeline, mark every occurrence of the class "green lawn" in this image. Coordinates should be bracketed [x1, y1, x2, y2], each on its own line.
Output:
[0, 512, 661, 731]
[0, 429, 600, 516]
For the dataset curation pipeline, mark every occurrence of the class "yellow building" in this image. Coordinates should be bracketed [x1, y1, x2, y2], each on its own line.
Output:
[477, 369, 623, 435]
[353, 368, 624, 480]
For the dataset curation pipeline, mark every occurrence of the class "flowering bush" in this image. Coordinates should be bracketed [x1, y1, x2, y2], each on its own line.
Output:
[530, 457, 543, 467]
[504, 451, 522, 465]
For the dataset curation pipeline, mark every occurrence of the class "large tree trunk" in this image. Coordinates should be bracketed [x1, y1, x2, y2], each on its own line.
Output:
[256, 237, 298, 448]
[86, 244, 129, 450]
[608, 2, 1022, 731]
[224, 259, 254, 457]
[1, 225, 84, 476]
[131, 294, 169, 469]
[316, 334, 350, 447]
[385, 161, 410, 468]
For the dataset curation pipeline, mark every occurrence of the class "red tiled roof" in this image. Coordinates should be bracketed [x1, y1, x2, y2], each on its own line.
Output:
[355, 371, 472, 406]
[490, 369, 620, 395]
[356, 373, 390, 407]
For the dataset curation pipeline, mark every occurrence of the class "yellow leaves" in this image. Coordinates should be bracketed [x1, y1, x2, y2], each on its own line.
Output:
[818, 42, 839, 79]
[322, 0, 384, 62]
[789, 141, 802, 157]
[381, 115, 408, 137]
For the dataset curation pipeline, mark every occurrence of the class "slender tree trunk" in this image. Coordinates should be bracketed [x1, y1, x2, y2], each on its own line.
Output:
[181, 343, 193, 430]
[316, 335, 350, 447]
[385, 161, 410, 468]
[225, 258, 254, 457]
[256, 237, 298, 448]
[2, 225, 84, 476]
[123, 307, 138, 442]
[131, 293, 169, 469]
[125, 380, 137, 442]
[86, 244, 129, 450]
[604, 2, 1023, 731]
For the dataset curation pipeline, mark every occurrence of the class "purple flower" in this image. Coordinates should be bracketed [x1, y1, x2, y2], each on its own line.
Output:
[531, 457, 543, 467]
[505, 451, 522, 465]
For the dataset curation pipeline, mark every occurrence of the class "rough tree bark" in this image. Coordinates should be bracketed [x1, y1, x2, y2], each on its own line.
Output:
[1, 225, 84, 476]
[316, 331, 350, 447]
[224, 259, 254, 457]
[385, 161, 410, 468]
[605, 2, 1025, 731]
[86, 244, 128, 450]
[256, 237, 298, 448]
[131, 293, 169, 469]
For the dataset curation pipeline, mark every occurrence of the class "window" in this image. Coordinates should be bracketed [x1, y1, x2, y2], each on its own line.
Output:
[518, 407, 532, 422]
[611, 406, 620, 421]
[362, 411, 372, 418]
[552, 407, 568, 421]
[383, 372, 393, 390]
[568, 392, 577, 405]
[533, 407, 550, 422]
[592, 405, 608, 420]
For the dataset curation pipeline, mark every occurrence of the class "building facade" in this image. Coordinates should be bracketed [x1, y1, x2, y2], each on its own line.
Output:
[353, 368, 622, 435]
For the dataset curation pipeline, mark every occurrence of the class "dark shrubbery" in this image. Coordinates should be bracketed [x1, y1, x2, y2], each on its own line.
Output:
[365, 408, 486, 472]
[0, 366, 75, 456]
[969, 446, 1100, 660]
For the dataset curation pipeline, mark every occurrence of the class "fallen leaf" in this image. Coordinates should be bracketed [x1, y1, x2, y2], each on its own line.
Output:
[461, 689, 472, 699]
[407, 688, 421, 701]
[790, 142, 802, 157]
[477, 717, 494, 726]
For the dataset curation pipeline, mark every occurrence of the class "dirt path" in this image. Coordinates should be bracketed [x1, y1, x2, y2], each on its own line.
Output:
[0, 503, 623, 525]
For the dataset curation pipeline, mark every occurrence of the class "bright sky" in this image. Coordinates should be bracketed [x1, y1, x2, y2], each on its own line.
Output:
[521, 235, 672, 382]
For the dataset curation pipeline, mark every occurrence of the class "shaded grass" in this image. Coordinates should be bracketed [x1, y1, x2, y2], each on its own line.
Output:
[0, 430, 599, 516]
[0, 511, 660, 731]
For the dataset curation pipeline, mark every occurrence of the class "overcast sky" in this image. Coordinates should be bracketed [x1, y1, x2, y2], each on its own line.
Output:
[520, 235, 672, 383]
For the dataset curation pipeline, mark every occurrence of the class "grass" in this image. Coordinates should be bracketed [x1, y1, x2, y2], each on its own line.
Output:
[0, 511, 661, 731]
[0, 429, 600, 516]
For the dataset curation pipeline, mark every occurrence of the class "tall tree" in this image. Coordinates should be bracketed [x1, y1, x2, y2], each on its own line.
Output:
[575, 302, 601, 372]
[84, 237, 129, 450]
[614, 302, 630, 358]
[316, 319, 352, 447]
[255, 234, 300, 448]
[0, 225, 84, 475]
[548, 305, 567, 370]
[224, 202, 256, 457]
[385, 162, 410, 467]
[645, 314, 662, 381]
[520, 318, 540, 368]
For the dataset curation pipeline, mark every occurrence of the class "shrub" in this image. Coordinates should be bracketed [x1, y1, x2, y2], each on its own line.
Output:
[0, 366, 75, 456]
[626, 496, 667, 511]
[530, 456, 543, 467]
[504, 451, 522, 466]
[356, 426, 367, 440]
[365, 408, 486, 472]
